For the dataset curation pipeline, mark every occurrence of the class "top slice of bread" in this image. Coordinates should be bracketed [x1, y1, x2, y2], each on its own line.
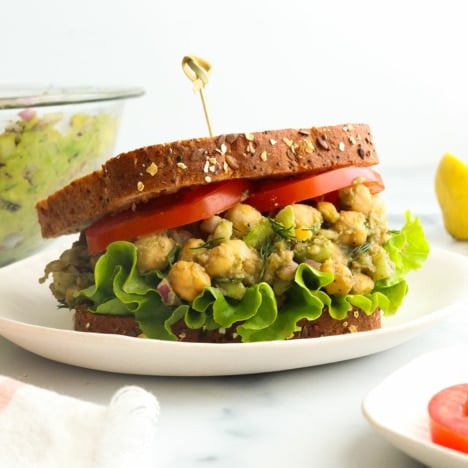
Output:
[36, 123, 379, 238]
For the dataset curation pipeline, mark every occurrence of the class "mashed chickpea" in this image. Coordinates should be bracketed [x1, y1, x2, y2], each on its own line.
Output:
[135, 233, 175, 272]
[224, 203, 263, 238]
[167, 261, 211, 301]
[205, 239, 261, 285]
[333, 211, 368, 246]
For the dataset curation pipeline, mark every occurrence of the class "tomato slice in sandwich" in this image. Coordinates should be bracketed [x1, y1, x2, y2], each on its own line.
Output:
[85, 166, 384, 255]
[86, 179, 251, 255]
[246, 166, 384, 212]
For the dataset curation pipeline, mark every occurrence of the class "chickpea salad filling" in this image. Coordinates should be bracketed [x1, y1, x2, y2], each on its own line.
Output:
[41, 181, 430, 342]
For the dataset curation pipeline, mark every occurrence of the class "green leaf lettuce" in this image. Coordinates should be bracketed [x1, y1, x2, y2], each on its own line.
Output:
[76, 212, 429, 342]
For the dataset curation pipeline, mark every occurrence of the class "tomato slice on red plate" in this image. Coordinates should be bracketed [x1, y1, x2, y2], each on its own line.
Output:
[246, 166, 384, 212]
[86, 179, 251, 255]
[428, 383, 468, 453]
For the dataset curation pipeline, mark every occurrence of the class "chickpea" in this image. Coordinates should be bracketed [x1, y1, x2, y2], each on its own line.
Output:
[263, 249, 295, 283]
[368, 197, 388, 244]
[205, 242, 236, 277]
[224, 203, 263, 238]
[205, 239, 261, 285]
[339, 183, 374, 214]
[290, 204, 323, 240]
[261, 247, 298, 296]
[200, 215, 222, 234]
[351, 272, 375, 295]
[317, 201, 340, 223]
[135, 233, 176, 272]
[333, 211, 368, 246]
[179, 238, 208, 265]
[212, 218, 233, 242]
[321, 260, 353, 296]
[167, 261, 211, 301]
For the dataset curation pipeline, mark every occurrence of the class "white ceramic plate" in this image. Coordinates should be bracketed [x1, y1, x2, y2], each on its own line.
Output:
[0, 246, 467, 376]
[362, 345, 468, 468]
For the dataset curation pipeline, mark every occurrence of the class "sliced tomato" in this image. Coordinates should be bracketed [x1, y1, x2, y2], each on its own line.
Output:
[428, 383, 468, 454]
[86, 179, 251, 255]
[85, 166, 384, 255]
[245, 166, 384, 212]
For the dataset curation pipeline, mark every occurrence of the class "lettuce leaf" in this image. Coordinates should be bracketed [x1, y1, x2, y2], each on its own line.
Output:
[76, 211, 429, 341]
[77, 242, 177, 340]
[378, 211, 430, 288]
[369, 210, 430, 315]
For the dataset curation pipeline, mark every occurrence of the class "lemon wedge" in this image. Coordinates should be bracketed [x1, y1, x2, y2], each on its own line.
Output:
[435, 152, 468, 239]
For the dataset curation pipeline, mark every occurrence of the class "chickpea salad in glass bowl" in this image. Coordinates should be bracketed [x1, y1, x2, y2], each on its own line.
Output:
[0, 85, 144, 267]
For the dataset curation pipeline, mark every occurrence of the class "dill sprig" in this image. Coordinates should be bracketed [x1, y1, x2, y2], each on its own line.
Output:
[190, 237, 225, 250]
[351, 242, 371, 257]
[167, 244, 181, 267]
[259, 235, 274, 279]
[268, 218, 295, 240]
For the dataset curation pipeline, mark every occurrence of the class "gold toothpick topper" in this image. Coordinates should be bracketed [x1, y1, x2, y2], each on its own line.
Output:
[182, 55, 214, 136]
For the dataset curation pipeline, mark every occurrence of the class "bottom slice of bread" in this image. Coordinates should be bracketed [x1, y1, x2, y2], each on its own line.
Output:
[74, 306, 381, 342]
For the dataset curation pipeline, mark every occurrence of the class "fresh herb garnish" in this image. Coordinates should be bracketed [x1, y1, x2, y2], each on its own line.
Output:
[259, 235, 274, 279]
[269, 218, 295, 240]
[167, 244, 181, 266]
[351, 242, 371, 256]
[190, 237, 224, 250]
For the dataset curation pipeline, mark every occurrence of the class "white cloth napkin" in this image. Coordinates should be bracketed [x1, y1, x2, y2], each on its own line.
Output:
[0, 376, 160, 468]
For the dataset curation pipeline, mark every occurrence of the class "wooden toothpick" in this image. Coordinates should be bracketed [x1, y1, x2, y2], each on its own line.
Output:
[182, 55, 214, 137]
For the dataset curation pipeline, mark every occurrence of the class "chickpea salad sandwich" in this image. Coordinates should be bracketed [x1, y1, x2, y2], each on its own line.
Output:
[37, 123, 429, 343]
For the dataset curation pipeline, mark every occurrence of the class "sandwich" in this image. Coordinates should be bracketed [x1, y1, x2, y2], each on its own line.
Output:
[36, 123, 429, 343]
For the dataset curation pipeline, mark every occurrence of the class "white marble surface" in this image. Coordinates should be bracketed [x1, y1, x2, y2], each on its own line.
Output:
[1, 165, 468, 467]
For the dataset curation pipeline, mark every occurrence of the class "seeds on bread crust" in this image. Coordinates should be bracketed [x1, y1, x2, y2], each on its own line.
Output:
[36, 123, 379, 238]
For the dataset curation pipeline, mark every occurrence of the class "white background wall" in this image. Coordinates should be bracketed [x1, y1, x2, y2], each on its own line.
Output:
[2, 0, 467, 171]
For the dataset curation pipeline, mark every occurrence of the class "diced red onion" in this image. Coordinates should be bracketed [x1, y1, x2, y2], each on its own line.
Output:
[18, 109, 36, 121]
[157, 281, 171, 304]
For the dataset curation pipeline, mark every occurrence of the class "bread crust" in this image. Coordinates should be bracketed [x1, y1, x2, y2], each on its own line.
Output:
[37, 123, 378, 238]
[74, 306, 381, 342]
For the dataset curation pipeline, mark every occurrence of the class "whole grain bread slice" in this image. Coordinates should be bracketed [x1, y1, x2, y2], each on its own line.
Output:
[74, 306, 381, 342]
[37, 123, 378, 238]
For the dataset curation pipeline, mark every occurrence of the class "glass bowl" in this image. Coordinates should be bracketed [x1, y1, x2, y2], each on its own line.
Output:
[0, 85, 144, 267]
